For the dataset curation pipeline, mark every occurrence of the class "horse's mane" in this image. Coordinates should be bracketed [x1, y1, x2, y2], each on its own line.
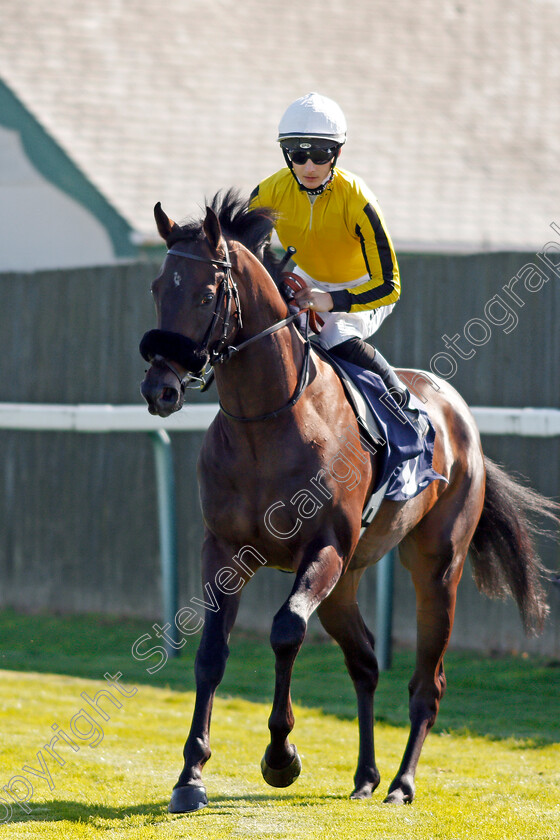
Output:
[167, 188, 283, 280]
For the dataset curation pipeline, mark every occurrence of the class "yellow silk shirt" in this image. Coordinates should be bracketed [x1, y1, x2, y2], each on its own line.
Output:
[250, 166, 400, 313]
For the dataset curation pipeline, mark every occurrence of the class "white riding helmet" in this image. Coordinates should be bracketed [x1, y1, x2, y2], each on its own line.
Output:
[277, 92, 347, 144]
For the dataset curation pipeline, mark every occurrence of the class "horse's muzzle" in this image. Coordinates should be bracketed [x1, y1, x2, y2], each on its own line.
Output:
[141, 362, 185, 417]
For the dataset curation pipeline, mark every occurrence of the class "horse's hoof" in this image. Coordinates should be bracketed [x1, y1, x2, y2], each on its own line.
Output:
[350, 768, 380, 799]
[261, 745, 302, 788]
[383, 777, 415, 805]
[168, 784, 208, 813]
[383, 789, 412, 805]
[350, 781, 378, 800]
[350, 786, 373, 800]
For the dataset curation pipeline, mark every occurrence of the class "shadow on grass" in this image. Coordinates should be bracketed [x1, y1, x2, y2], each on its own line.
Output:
[8, 799, 169, 824]
[10, 791, 352, 825]
[1, 609, 558, 745]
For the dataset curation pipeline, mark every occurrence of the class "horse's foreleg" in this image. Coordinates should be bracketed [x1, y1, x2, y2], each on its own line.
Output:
[317, 569, 380, 799]
[385, 543, 465, 805]
[261, 542, 344, 788]
[168, 539, 245, 814]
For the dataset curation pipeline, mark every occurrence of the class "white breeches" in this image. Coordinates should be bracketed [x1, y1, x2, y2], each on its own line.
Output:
[291, 267, 396, 351]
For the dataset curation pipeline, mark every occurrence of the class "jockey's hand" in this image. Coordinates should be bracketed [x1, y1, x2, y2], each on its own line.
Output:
[293, 288, 334, 313]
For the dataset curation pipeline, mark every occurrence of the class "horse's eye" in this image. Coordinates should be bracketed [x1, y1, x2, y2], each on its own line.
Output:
[201, 293, 214, 305]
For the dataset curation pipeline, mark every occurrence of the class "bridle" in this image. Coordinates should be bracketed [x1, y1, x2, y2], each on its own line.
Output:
[166, 239, 242, 368]
[151, 240, 311, 422]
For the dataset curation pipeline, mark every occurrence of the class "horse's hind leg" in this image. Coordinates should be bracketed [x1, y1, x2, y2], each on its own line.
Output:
[317, 569, 381, 799]
[385, 537, 466, 805]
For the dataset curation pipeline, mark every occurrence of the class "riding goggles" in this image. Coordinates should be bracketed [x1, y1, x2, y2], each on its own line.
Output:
[285, 147, 337, 166]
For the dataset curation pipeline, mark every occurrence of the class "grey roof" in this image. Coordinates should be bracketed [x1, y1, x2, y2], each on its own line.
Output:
[1, 0, 559, 251]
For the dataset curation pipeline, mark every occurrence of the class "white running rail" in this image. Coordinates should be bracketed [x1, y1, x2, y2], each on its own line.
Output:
[1, 403, 559, 435]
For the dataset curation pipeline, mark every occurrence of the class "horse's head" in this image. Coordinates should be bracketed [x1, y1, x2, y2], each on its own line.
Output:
[140, 202, 241, 415]
[140, 192, 277, 416]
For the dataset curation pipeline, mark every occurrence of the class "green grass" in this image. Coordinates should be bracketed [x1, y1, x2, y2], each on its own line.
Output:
[0, 610, 558, 839]
[1, 609, 558, 742]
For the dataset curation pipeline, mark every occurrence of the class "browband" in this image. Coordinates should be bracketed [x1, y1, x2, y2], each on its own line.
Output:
[166, 247, 232, 268]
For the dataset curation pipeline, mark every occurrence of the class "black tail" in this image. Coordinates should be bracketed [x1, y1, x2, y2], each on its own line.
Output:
[469, 457, 560, 635]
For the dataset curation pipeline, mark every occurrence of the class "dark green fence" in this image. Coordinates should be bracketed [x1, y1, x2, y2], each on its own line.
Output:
[1, 251, 558, 654]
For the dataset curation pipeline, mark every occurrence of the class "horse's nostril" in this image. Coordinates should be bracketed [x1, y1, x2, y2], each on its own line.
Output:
[161, 387, 178, 404]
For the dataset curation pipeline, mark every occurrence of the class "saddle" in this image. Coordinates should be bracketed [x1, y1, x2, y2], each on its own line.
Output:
[313, 341, 448, 527]
[277, 270, 442, 526]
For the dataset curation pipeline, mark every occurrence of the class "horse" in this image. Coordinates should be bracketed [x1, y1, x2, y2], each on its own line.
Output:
[140, 190, 558, 813]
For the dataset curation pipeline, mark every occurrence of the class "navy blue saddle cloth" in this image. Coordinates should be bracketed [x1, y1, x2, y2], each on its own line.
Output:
[325, 355, 447, 501]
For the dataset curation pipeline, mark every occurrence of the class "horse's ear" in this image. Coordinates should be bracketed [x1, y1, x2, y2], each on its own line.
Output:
[154, 202, 178, 241]
[202, 206, 223, 252]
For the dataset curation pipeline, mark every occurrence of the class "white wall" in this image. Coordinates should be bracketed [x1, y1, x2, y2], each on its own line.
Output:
[0, 127, 117, 271]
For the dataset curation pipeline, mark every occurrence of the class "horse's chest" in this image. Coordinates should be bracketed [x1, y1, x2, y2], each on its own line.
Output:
[199, 453, 327, 545]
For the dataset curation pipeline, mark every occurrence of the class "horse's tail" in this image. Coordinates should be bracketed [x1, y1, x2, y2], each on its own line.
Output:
[469, 457, 560, 635]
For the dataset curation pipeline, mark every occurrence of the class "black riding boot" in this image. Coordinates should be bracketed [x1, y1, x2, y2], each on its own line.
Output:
[329, 337, 427, 435]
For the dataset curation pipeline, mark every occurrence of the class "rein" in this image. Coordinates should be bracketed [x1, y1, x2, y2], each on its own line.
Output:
[219, 326, 311, 423]
[161, 242, 311, 422]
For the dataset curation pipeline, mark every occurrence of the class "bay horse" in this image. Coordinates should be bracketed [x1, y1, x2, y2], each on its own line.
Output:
[140, 190, 557, 813]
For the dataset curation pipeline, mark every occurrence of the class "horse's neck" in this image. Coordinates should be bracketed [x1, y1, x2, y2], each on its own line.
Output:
[235, 247, 288, 337]
[214, 249, 304, 420]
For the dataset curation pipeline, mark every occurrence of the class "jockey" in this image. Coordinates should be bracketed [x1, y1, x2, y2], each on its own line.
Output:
[250, 91, 423, 432]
